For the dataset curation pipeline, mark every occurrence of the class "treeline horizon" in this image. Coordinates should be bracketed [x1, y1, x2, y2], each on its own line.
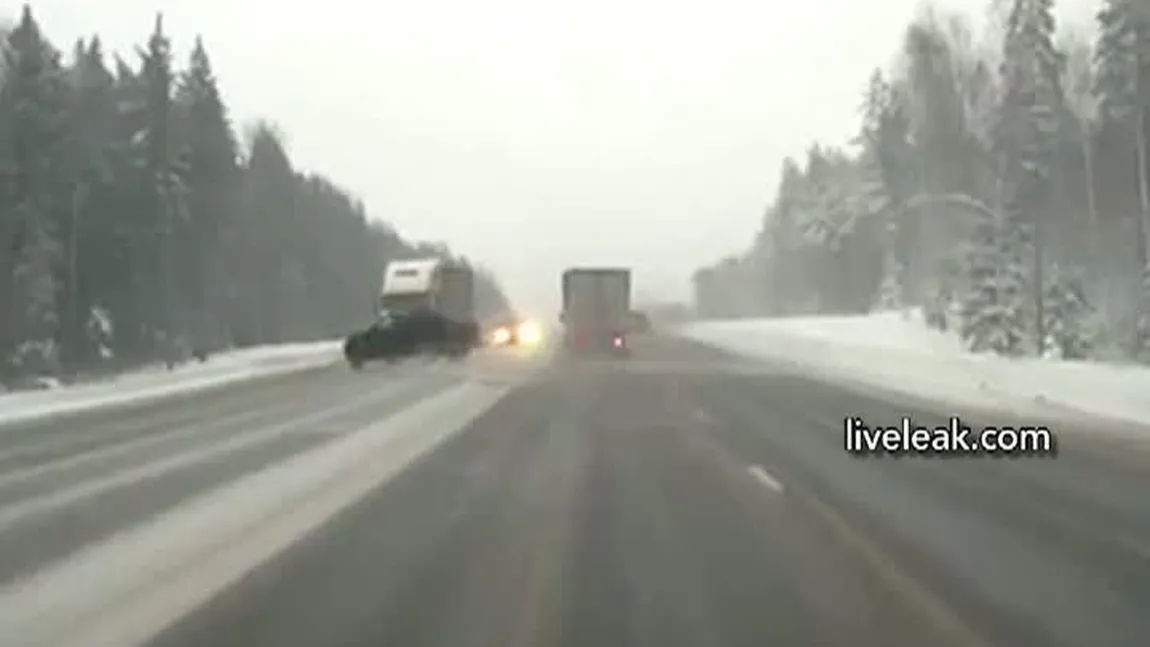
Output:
[695, 0, 1150, 363]
[0, 5, 511, 384]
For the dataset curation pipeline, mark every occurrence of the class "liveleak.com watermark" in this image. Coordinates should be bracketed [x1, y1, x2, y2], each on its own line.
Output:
[844, 416, 1058, 457]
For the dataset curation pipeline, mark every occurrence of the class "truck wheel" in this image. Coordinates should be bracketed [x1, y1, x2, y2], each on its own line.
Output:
[348, 357, 364, 371]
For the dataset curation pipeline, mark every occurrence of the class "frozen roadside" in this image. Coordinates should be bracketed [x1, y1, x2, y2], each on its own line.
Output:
[0, 341, 343, 427]
[676, 310, 1150, 435]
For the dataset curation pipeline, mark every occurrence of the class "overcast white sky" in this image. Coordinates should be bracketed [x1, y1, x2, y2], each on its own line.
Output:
[8, 0, 1099, 314]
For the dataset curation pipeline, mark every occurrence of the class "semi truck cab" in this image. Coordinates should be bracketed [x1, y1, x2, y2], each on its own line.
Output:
[376, 257, 480, 356]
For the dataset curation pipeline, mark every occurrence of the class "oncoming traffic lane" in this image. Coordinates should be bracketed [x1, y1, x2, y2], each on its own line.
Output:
[843, 416, 1057, 457]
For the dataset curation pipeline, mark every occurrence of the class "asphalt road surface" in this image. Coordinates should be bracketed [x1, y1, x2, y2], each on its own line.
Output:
[0, 333, 1147, 647]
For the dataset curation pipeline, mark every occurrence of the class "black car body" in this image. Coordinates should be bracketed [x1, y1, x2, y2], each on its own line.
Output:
[344, 309, 480, 369]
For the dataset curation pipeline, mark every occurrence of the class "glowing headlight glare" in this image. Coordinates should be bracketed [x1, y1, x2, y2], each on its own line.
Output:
[492, 327, 511, 344]
[517, 321, 541, 344]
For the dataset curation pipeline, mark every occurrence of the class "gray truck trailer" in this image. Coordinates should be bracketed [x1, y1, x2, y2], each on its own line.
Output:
[560, 267, 632, 356]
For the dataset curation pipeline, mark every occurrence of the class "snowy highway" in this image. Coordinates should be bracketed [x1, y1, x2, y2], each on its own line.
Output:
[0, 334, 1148, 647]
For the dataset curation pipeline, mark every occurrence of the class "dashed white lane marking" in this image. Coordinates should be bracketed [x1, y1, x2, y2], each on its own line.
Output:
[796, 489, 992, 647]
[747, 464, 784, 493]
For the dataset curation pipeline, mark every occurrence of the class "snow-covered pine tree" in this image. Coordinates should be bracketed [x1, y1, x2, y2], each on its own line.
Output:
[958, 203, 1030, 355]
[877, 265, 903, 311]
[984, 0, 1063, 355]
[138, 14, 183, 365]
[1042, 262, 1095, 359]
[1095, 0, 1150, 358]
[10, 222, 61, 375]
[175, 36, 239, 358]
[922, 278, 950, 331]
[60, 37, 121, 370]
[858, 68, 916, 313]
[0, 6, 70, 378]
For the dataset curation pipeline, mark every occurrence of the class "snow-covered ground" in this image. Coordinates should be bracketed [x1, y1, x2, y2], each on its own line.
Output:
[678, 310, 1150, 431]
[0, 341, 342, 427]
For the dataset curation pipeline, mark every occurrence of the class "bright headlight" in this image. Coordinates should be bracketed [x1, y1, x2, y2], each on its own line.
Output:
[492, 327, 511, 344]
[517, 320, 541, 345]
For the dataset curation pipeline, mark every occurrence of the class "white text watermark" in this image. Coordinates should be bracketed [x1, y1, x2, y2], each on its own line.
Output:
[843, 417, 1056, 456]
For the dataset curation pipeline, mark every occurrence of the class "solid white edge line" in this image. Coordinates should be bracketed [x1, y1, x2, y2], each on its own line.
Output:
[0, 403, 286, 489]
[747, 464, 785, 493]
[0, 352, 342, 429]
[0, 380, 511, 647]
[0, 375, 428, 530]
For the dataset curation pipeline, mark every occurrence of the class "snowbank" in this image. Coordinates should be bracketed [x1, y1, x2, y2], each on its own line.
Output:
[0, 341, 342, 427]
[678, 310, 1150, 429]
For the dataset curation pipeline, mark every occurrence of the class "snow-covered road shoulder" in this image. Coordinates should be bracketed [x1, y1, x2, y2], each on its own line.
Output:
[0, 341, 342, 427]
[677, 311, 1150, 431]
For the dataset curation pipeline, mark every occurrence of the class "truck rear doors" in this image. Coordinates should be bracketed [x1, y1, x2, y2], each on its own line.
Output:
[561, 268, 631, 353]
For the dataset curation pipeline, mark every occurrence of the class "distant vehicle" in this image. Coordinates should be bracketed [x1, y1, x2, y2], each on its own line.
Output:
[487, 312, 543, 347]
[486, 313, 522, 346]
[626, 310, 651, 334]
[343, 258, 480, 368]
[559, 267, 632, 357]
